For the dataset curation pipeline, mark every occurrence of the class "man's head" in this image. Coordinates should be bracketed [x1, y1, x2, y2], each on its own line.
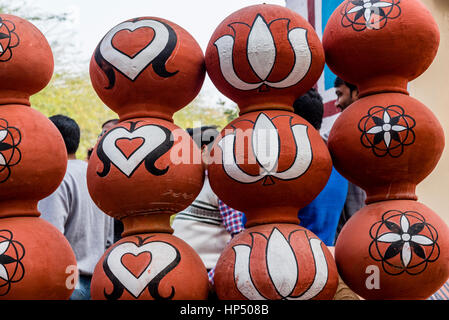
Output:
[86, 118, 119, 160]
[99, 118, 119, 138]
[334, 76, 358, 111]
[293, 88, 324, 130]
[49, 114, 80, 156]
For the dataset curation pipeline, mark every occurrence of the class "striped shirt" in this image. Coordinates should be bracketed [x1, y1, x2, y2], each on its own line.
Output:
[172, 174, 232, 270]
[208, 201, 245, 285]
[428, 280, 449, 300]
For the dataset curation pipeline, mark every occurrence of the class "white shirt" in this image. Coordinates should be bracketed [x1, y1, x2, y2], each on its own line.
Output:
[38, 159, 114, 276]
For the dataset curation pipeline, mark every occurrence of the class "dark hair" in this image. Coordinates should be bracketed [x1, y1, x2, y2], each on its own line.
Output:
[187, 126, 219, 150]
[293, 88, 324, 130]
[101, 118, 119, 129]
[334, 76, 358, 93]
[99, 118, 119, 138]
[49, 114, 80, 155]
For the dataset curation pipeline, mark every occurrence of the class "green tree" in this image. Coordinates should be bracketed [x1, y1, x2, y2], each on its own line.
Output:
[174, 96, 233, 130]
[30, 75, 117, 160]
[221, 99, 240, 123]
[0, 0, 83, 75]
[0, 0, 68, 21]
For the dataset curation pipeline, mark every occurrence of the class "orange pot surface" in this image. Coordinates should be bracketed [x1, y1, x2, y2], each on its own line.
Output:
[205, 4, 324, 114]
[0, 14, 53, 105]
[208, 110, 331, 226]
[91, 232, 209, 300]
[87, 118, 204, 219]
[335, 200, 449, 300]
[90, 16, 205, 121]
[328, 93, 444, 203]
[213, 223, 338, 300]
[0, 217, 76, 300]
[323, 0, 439, 96]
[0, 105, 67, 217]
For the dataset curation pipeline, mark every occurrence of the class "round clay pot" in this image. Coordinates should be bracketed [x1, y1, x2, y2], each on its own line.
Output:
[323, 0, 439, 97]
[213, 223, 338, 300]
[91, 232, 209, 300]
[87, 118, 204, 220]
[207, 110, 331, 226]
[89, 16, 205, 121]
[205, 4, 324, 114]
[0, 217, 76, 299]
[335, 200, 449, 300]
[0, 105, 67, 217]
[0, 14, 54, 105]
[327, 93, 444, 203]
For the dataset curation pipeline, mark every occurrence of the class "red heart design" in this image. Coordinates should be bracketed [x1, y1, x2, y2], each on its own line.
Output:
[115, 137, 145, 160]
[120, 251, 152, 279]
[111, 27, 155, 58]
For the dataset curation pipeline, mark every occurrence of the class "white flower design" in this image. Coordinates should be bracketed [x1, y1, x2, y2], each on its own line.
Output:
[348, 0, 394, 28]
[0, 130, 8, 166]
[232, 228, 329, 300]
[376, 214, 435, 268]
[0, 240, 10, 281]
[365, 109, 407, 148]
[214, 14, 312, 91]
[219, 113, 312, 185]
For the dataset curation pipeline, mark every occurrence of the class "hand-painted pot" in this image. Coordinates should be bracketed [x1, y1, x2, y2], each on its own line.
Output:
[0, 217, 76, 299]
[323, 0, 439, 97]
[208, 110, 331, 226]
[335, 200, 449, 300]
[213, 223, 338, 300]
[0, 105, 67, 217]
[205, 4, 324, 114]
[87, 118, 204, 220]
[327, 93, 444, 203]
[91, 231, 209, 300]
[0, 14, 54, 105]
[89, 16, 205, 121]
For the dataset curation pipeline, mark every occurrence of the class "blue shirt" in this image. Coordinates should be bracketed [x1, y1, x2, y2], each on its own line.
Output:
[298, 166, 348, 246]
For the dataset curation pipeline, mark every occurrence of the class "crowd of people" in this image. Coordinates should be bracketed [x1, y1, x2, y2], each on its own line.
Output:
[39, 78, 447, 300]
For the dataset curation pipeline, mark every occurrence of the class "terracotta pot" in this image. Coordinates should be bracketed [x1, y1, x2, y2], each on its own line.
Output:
[0, 14, 76, 300]
[0, 217, 76, 299]
[87, 118, 204, 220]
[335, 200, 449, 300]
[0, 105, 67, 217]
[91, 231, 209, 300]
[208, 110, 331, 226]
[205, 4, 324, 114]
[0, 14, 53, 105]
[327, 93, 444, 203]
[89, 16, 205, 121]
[213, 223, 338, 300]
[88, 17, 210, 301]
[323, 0, 439, 97]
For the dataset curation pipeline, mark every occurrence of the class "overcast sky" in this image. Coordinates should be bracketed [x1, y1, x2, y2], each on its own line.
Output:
[35, 0, 286, 64]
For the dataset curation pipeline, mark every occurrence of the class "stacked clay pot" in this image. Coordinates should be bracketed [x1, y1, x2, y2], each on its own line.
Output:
[0, 14, 76, 299]
[87, 17, 209, 300]
[323, 0, 449, 299]
[205, 4, 338, 300]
